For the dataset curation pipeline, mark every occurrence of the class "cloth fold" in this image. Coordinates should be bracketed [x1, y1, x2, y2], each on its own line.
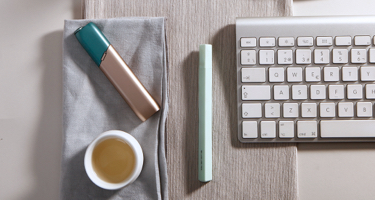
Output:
[60, 17, 168, 200]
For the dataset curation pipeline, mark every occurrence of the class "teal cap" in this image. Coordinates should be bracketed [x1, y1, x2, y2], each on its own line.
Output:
[74, 22, 110, 66]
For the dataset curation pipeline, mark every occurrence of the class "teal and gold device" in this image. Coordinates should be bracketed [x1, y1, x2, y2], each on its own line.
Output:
[75, 22, 160, 121]
[198, 44, 212, 182]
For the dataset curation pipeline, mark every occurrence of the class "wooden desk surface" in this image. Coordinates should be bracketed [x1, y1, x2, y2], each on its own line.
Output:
[84, 0, 296, 199]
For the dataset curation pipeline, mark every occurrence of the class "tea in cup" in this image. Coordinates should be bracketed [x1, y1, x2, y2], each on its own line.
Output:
[84, 130, 143, 190]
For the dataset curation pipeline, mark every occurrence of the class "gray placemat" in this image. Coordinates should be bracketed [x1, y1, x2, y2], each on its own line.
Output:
[61, 17, 168, 200]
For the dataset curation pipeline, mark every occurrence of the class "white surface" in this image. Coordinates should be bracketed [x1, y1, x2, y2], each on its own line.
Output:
[294, 1, 375, 199]
[277, 50, 293, 65]
[332, 49, 348, 63]
[241, 68, 265, 82]
[279, 121, 294, 138]
[361, 66, 375, 81]
[297, 121, 317, 138]
[242, 85, 271, 100]
[314, 49, 329, 64]
[335, 36, 352, 46]
[295, 49, 312, 64]
[1, 0, 375, 199]
[259, 37, 276, 47]
[310, 84, 325, 99]
[259, 49, 275, 64]
[240, 49, 256, 65]
[260, 121, 276, 138]
[242, 121, 258, 138]
[242, 103, 262, 118]
[355, 35, 371, 46]
[321, 120, 375, 137]
[0, 0, 80, 199]
[342, 67, 358, 81]
[274, 85, 289, 100]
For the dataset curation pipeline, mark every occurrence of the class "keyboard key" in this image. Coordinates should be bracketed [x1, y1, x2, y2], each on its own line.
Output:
[265, 103, 280, 118]
[332, 49, 348, 63]
[279, 121, 294, 138]
[314, 49, 330, 64]
[283, 103, 299, 118]
[297, 37, 313, 46]
[274, 85, 289, 100]
[301, 103, 317, 118]
[320, 102, 335, 117]
[269, 67, 285, 82]
[370, 49, 375, 63]
[342, 67, 358, 81]
[310, 85, 326, 99]
[316, 37, 333, 46]
[335, 36, 351, 46]
[297, 121, 317, 138]
[242, 103, 262, 118]
[365, 84, 375, 99]
[296, 49, 311, 64]
[242, 121, 257, 138]
[324, 67, 339, 82]
[278, 37, 295, 47]
[354, 35, 371, 46]
[241, 68, 266, 82]
[259, 50, 274, 64]
[351, 49, 367, 63]
[241, 50, 256, 65]
[292, 85, 307, 100]
[347, 84, 362, 99]
[361, 66, 375, 81]
[357, 102, 372, 117]
[260, 121, 276, 138]
[305, 67, 321, 82]
[277, 50, 293, 64]
[241, 37, 256, 47]
[242, 85, 270, 100]
[329, 85, 344, 99]
[287, 67, 303, 82]
[338, 102, 354, 117]
[259, 37, 276, 47]
[321, 120, 375, 138]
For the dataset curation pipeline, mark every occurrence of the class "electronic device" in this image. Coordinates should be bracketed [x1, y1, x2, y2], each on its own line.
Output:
[198, 44, 212, 182]
[75, 22, 160, 121]
[236, 16, 375, 142]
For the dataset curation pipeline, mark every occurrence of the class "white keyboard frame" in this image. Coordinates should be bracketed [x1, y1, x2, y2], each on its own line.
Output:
[236, 16, 375, 143]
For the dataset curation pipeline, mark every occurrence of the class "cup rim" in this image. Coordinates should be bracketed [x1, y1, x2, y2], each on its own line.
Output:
[84, 130, 143, 190]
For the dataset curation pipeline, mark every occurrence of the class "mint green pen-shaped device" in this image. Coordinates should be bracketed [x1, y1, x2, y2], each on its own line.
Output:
[198, 44, 212, 182]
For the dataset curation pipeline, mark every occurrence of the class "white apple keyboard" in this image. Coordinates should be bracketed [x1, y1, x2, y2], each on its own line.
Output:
[236, 16, 375, 142]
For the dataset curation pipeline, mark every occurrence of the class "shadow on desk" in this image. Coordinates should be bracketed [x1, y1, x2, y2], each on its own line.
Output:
[23, 31, 63, 200]
[212, 24, 239, 148]
[182, 51, 207, 193]
[23, 1, 82, 199]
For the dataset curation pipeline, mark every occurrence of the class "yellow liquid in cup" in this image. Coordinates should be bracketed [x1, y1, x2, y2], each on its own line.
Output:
[92, 138, 136, 183]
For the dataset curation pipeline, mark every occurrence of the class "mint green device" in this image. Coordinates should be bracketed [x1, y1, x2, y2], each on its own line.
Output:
[198, 44, 212, 182]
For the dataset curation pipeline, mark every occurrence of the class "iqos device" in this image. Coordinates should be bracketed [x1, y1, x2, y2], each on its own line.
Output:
[75, 22, 160, 121]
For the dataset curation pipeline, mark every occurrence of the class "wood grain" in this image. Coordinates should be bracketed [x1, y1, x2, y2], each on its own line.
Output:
[84, 0, 296, 199]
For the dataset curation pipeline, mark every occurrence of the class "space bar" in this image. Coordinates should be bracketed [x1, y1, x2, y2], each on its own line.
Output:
[321, 120, 375, 138]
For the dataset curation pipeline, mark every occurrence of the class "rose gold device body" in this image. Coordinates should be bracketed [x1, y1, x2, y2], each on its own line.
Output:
[100, 45, 160, 121]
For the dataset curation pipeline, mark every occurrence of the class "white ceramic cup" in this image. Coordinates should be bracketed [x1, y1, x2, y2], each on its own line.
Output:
[84, 130, 143, 190]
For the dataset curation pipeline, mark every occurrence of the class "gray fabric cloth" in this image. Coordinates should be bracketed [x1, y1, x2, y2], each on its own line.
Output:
[61, 18, 168, 200]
